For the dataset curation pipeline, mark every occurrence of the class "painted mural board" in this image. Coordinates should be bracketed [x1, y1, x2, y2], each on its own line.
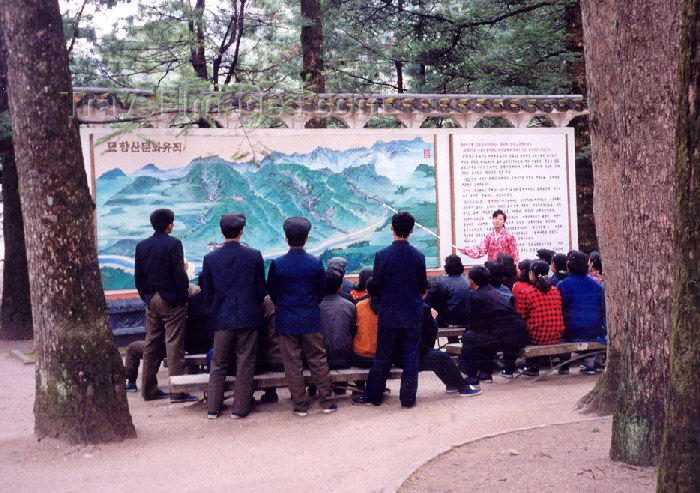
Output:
[86, 129, 440, 291]
[82, 127, 577, 293]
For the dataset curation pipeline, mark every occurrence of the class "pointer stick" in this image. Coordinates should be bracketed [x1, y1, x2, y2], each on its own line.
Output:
[371, 196, 461, 250]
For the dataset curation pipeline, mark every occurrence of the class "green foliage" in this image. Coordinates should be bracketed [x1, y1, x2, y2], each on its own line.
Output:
[65, 0, 579, 97]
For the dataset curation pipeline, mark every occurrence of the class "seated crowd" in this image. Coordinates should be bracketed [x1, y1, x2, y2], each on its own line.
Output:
[130, 207, 606, 419]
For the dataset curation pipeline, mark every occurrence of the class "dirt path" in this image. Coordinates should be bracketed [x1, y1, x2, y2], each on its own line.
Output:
[400, 418, 657, 493]
[0, 340, 654, 492]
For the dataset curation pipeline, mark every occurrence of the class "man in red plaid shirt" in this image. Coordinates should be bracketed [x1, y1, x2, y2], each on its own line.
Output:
[513, 260, 565, 376]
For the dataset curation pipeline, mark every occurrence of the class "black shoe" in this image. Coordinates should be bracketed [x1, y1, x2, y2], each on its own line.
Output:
[500, 369, 514, 380]
[352, 396, 377, 406]
[477, 371, 493, 383]
[558, 366, 570, 375]
[144, 389, 170, 401]
[580, 367, 597, 375]
[170, 392, 199, 403]
[260, 390, 279, 404]
[522, 366, 540, 377]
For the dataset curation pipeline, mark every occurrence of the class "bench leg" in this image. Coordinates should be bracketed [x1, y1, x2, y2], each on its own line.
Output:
[534, 350, 605, 382]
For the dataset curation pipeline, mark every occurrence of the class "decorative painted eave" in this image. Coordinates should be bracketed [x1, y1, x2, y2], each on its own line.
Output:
[72, 87, 588, 129]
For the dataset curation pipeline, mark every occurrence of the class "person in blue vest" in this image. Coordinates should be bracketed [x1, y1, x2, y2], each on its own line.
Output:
[135, 208, 196, 403]
[200, 213, 266, 419]
[267, 217, 337, 417]
[353, 211, 429, 408]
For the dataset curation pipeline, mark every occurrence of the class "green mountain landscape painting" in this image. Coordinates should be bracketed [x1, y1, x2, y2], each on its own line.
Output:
[93, 133, 438, 290]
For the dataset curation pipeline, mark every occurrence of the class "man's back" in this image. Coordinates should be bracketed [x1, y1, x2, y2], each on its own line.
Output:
[267, 249, 326, 334]
[470, 284, 526, 340]
[431, 274, 472, 325]
[200, 242, 266, 330]
[373, 240, 428, 329]
[134, 232, 189, 306]
[319, 294, 356, 368]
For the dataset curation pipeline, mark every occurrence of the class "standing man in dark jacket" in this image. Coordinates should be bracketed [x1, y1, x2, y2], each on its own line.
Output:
[135, 208, 194, 402]
[353, 212, 429, 408]
[267, 217, 337, 417]
[459, 266, 529, 386]
[201, 213, 266, 419]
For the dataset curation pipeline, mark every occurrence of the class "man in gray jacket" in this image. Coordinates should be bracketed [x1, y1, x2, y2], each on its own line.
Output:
[319, 268, 356, 370]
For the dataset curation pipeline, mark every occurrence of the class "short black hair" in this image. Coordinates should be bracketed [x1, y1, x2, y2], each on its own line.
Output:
[518, 259, 532, 283]
[444, 254, 465, 275]
[283, 217, 311, 247]
[485, 261, 505, 287]
[567, 250, 588, 276]
[356, 268, 373, 291]
[589, 251, 603, 274]
[468, 266, 491, 287]
[150, 208, 174, 232]
[536, 248, 555, 265]
[492, 209, 506, 222]
[392, 211, 415, 238]
[325, 269, 344, 294]
[552, 253, 567, 272]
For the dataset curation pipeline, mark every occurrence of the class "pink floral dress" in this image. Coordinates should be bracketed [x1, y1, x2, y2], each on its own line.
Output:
[462, 228, 519, 264]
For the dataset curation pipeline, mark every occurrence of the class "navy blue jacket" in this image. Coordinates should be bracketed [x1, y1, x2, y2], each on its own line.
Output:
[267, 249, 326, 335]
[373, 240, 429, 329]
[199, 241, 266, 331]
[134, 232, 189, 307]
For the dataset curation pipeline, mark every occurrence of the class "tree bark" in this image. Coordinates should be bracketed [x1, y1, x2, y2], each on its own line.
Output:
[0, 25, 32, 340]
[0, 0, 135, 443]
[564, 1, 598, 254]
[188, 0, 208, 81]
[300, 0, 325, 92]
[580, 0, 681, 465]
[656, 0, 700, 489]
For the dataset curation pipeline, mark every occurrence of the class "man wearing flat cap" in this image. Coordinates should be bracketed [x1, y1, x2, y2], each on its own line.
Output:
[267, 217, 337, 416]
[200, 212, 266, 419]
[135, 208, 195, 402]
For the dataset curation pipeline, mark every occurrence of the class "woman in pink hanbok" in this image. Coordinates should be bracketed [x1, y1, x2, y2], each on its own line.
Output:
[459, 209, 519, 265]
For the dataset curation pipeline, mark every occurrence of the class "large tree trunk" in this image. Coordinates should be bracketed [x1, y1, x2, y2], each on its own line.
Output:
[0, 0, 135, 443]
[564, 1, 598, 254]
[189, 0, 208, 81]
[0, 24, 32, 340]
[580, 0, 681, 466]
[300, 0, 325, 93]
[656, 0, 700, 489]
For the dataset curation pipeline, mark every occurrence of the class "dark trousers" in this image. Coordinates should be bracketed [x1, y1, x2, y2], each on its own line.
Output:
[124, 340, 147, 381]
[278, 332, 334, 411]
[207, 328, 258, 416]
[363, 326, 421, 407]
[420, 349, 466, 390]
[141, 293, 187, 399]
[458, 330, 522, 378]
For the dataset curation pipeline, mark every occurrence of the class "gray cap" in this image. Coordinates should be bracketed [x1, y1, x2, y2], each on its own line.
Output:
[283, 217, 311, 237]
[328, 257, 348, 274]
[220, 212, 246, 230]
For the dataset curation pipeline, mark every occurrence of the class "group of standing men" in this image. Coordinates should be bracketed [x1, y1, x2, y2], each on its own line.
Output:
[134, 208, 431, 418]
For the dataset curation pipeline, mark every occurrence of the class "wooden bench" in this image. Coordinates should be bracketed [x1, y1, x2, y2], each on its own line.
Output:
[436, 326, 466, 339]
[444, 341, 607, 381]
[170, 367, 403, 395]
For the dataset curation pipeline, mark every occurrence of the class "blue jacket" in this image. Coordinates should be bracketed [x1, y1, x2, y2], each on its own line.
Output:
[199, 241, 266, 331]
[557, 274, 606, 339]
[267, 249, 326, 334]
[373, 240, 429, 329]
[134, 232, 189, 307]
